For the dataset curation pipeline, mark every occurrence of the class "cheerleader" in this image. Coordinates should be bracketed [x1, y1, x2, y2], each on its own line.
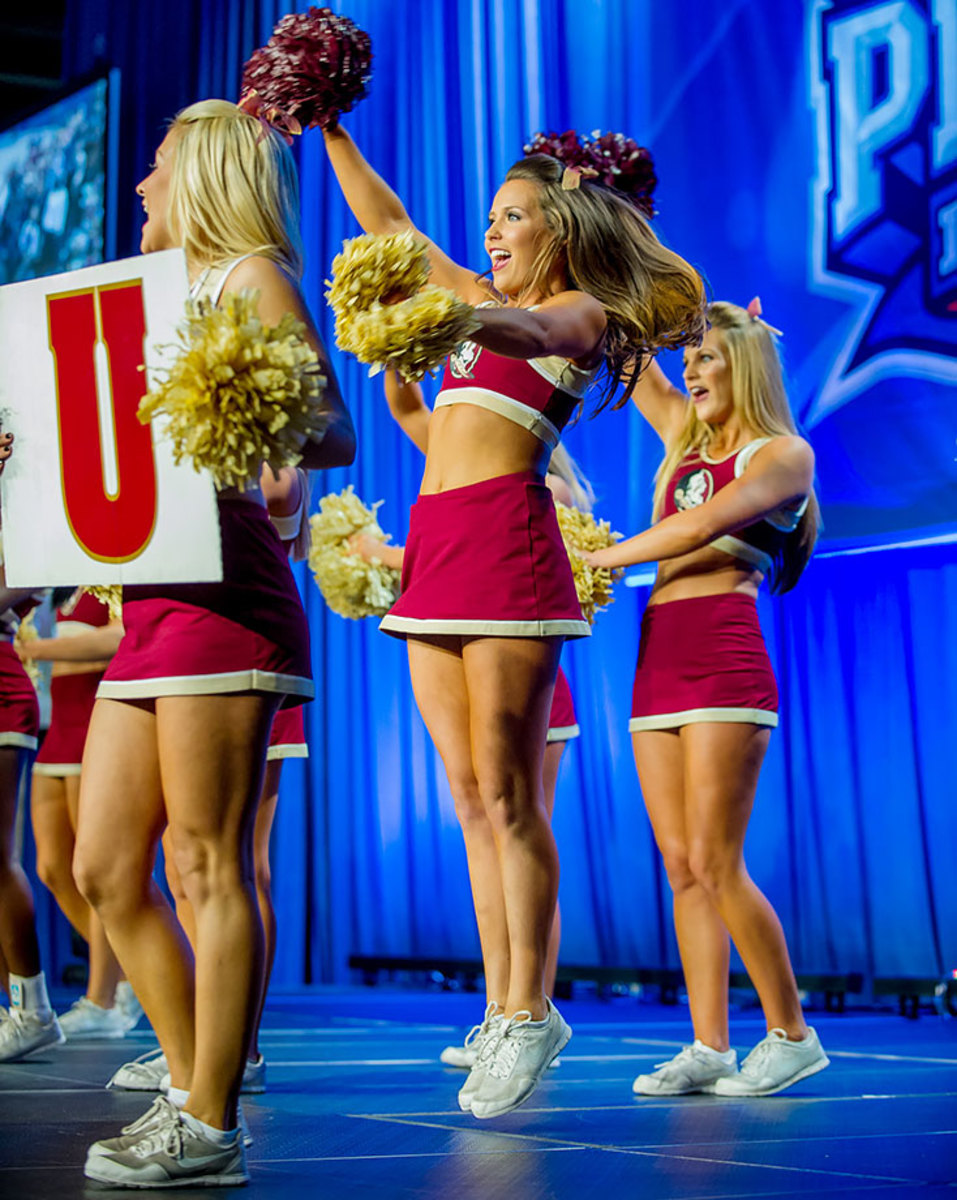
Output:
[0, 447, 64, 1062]
[21, 590, 136, 1040]
[321, 121, 703, 1117]
[71, 101, 354, 1189]
[581, 301, 829, 1097]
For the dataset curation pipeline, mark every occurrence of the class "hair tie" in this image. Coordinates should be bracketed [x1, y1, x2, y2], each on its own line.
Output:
[238, 91, 302, 145]
[561, 165, 599, 191]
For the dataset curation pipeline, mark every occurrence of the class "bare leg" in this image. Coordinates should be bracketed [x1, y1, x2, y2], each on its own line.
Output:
[249, 763, 280, 1062]
[463, 636, 561, 1020]
[407, 638, 510, 1007]
[0, 747, 41, 977]
[74, 699, 195, 1085]
[541, 741, 565, 999]
[160, 692, 278, 1130]
[634, 729, 732, 1051]
[682, 722, 807, 1039]
[31, 773, 91, 939]
[163, 829, 197, 950]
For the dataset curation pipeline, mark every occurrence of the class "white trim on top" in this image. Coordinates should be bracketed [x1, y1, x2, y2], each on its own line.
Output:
[433, 387, 562, 448]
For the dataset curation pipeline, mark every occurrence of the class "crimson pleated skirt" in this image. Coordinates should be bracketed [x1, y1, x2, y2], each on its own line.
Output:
[99, 493, 313, 706]
[34, 671, 102, 775]
[380, 471, 589, 640]
[629, 593, 778, 731]
[0, 640, 39, 750]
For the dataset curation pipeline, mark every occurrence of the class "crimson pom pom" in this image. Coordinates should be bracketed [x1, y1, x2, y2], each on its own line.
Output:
[524, 129, 658, 218]
[240, 6, 372, 134]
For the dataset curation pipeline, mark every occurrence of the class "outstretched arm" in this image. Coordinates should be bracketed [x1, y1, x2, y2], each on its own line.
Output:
[627, 355, 689, 445]
[323, 125, 489, 304]
[19, 623, 124, 663]
[470, 289, 607, 365]
[583, 437, 814, 569]
[349, 533, 404, 571]
[224, 257, 356, 471]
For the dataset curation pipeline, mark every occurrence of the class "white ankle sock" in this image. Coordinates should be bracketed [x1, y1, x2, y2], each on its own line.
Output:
[180, 1110, 237, 1145]
[8, 971, 52, 1018]
[166, 1085, 189, 1108]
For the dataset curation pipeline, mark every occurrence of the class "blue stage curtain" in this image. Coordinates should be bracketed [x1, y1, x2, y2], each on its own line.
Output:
[57, 0, 955, 989]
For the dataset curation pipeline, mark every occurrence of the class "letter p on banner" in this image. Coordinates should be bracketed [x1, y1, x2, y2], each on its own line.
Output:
[0, 250, 222, 587]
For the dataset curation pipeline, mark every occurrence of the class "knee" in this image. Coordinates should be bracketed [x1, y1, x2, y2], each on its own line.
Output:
[73, 841, 138, 913]
[480, 775, 539, 836]
[254, 852, 272, 900]
[659, 840, 695, 894]
[34, 851, 70, 896]
[686, 842, 740, 899]
[449, 776, 487, 832]
[168, 827, 250, 908]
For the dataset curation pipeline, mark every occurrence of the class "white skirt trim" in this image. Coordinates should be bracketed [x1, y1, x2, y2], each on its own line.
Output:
[546, 723, 580, 743]
[0, 732, 39, 750]
[266, 742, 309, 762]
[97, 670, 314, 701]
[379, 615, 590, 639]
[629, 706, 778, 732]
[33, 762, 83, 777]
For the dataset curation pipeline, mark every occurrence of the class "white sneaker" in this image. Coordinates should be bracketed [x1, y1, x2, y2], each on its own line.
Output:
[59, 996, 129, 1041]
[712, 1027, 830, 1096]
[0, 1007, 64, 1062]
[107, 1047, 168, 1090]
[113, 981, 144, 1033]
[241, 1053, 266, 1094]
[457, 1007, 505, 1112]
[84, 1098, 248, 1187]
[441, 1002, 502, 1069]
[87, 1096, 176, 1159]
[470, 1000, 571, 1119]
[633, 1040, 738, 1096]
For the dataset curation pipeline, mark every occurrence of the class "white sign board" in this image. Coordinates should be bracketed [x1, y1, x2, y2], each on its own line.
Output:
[0, 249, 222, 587]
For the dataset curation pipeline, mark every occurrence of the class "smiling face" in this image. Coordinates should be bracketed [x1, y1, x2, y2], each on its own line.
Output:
[682, 329, 735, 425]
[484, 178, 558, 300]
[134, 128, 178, 254]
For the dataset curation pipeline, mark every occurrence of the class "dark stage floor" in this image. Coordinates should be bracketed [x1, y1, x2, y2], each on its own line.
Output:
[1, 988, 955, 1198]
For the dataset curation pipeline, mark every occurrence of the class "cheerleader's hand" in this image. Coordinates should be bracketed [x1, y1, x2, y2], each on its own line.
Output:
[0, 431, 13, 474]
[347, 532, 387, 562]
[578, 546, 614, 570]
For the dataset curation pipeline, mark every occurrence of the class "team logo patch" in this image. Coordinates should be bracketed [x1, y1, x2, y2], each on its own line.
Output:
[673, 468, 714, 511]
[808, 0, 957, 422]
[449, 338, 482, 379]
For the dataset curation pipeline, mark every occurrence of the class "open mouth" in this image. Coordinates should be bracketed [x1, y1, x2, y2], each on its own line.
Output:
[490, 249, 511, 272]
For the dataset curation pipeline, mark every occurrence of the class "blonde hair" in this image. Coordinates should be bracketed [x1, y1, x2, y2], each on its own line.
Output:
[548, 443, 595, 512]
[504, 155, 706, 411]
[652, 301, 820, 593]
[167, 99, 303, 278]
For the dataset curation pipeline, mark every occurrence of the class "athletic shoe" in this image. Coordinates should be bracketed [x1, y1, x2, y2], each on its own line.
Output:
[59, 996, 129, 1040]
[712, 1027, 830, 1096]
[87, 1096, 177, 1159]
[632, 1040, 738, 1096]
[469, 1000, 571, 1119]
[84, 1099, 248, 1187]
[441, 1002, 502, 1069]
[113, 981, 145, 1033]
[456, 1007, 504, 1111]
[241, 1054, 266, 1094]
[107, 1047, 168, 1090]
[0, 1007, 65, 1062]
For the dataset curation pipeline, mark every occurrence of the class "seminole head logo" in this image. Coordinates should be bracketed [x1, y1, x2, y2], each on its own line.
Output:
[808, 0, 957, 422]
[449, 338, 482, 379]
[674, 468, 714, 511]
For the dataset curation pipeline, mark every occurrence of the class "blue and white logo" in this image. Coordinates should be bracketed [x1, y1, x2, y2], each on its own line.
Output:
[808, 0, 957, 423]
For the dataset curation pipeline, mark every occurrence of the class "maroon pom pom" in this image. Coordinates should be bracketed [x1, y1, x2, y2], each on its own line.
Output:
[524, 129, 658, 217]
[240, 7, 372, 134]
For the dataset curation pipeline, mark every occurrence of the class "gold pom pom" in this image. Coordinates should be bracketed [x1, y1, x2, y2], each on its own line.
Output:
[139, 289, 328, 490]
[327, 232, 480, 381]
[81, 585, 124, 623]
[13, 609, 41, 691]
[554, 500, 623, 625]
[308, 487, 400, 619]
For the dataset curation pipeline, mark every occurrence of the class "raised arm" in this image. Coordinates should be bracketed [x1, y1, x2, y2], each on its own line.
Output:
[470, 289, 607, 365]
[583, 437, 814, 570]
[224, 257, 356, 471]
[628, 355, 689, 445]
[384, 372, 430, 454]
[322, 125, 488, 303]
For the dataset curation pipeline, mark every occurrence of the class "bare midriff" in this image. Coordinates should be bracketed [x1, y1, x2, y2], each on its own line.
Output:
[419, 403, 552, 494]
[648, 545, 762, 607]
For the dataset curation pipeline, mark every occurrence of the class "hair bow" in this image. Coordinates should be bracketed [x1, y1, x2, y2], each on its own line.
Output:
[561, 165, 599, 191]
[238, 91, 302, 145]
[745, 295, 783, 337]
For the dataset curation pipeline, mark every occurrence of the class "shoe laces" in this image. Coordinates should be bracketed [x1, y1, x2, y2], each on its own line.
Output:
[128, 1100, 182, 1160]
[486, 1009, 534, 1080]
[741, 1028, 788, 1073]
[652, 1044, 701, 1073]
[120, 1096, 169, 1137]
[464, 1001, 502, 1052]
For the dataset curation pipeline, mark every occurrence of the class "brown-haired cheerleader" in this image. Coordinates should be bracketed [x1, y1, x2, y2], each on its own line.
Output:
[321, 113, 704, 1118]
[581, 300, 829, 1098]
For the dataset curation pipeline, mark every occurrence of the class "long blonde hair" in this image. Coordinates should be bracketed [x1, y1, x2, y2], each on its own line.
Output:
[504, 155, 706, 411]
[167, 99, 303, 278]
[548, 443, 595, 512]
[652, 301, 819, 593]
